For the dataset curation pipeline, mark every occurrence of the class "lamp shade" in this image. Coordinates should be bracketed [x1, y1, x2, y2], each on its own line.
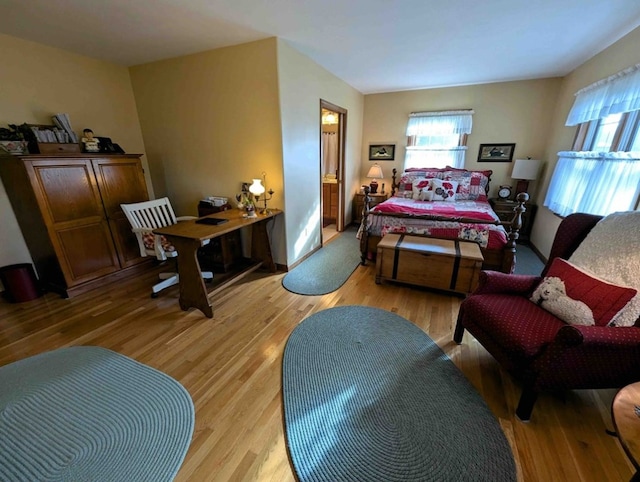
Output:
[512, 158, 542, 180]
[249, 178, 265, 196]
[367, 164, 384, 179]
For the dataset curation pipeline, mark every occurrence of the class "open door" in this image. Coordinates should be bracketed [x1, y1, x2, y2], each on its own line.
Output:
[320, 100, 347, 245]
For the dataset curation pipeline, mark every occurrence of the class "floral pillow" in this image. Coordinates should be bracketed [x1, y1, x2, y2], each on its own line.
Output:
[411, 177, 434, 201]
[428, 178, 458, 201]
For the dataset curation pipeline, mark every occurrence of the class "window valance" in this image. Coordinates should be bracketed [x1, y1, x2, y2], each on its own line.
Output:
[566, 63, 640, 126]
[406, 110, 474, 136]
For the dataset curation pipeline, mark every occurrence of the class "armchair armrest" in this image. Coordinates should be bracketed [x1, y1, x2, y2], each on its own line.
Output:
[472, 270, 541, 296]
[554, 324, 640, 348]
[177, 216, 197, 221]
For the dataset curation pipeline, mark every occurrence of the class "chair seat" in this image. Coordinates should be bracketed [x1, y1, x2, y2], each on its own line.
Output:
[462, 294, 566, 363]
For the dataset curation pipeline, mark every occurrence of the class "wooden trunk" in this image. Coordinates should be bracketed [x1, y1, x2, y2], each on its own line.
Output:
[375, 234, 483, 294]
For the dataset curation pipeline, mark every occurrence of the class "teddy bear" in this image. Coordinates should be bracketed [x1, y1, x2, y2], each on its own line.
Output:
[530, 277, 595, 326]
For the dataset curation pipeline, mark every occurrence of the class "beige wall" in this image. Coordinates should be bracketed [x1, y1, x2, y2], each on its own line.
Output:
[277, 39, 364, 263]
[532, 26, 640, 256]
[0, 33, 149, 274]
[129, 38, 287, 264]
[362, 79, 562, 205]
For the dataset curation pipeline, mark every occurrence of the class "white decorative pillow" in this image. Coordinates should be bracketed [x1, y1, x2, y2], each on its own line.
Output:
[569, 211, 640, 326]
[411, 177, 432, 201]
[428, 178, 458, 202]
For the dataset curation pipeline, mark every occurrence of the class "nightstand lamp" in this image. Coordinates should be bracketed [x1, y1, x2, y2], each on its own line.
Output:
[511, 158, 542, 198]
[366, 164, 384, 194]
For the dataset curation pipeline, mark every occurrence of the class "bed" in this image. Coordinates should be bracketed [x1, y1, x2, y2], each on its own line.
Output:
[358, 167, 528, 273]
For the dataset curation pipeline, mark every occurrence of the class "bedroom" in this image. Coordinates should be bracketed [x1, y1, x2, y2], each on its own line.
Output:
[1, 2, 640, 481]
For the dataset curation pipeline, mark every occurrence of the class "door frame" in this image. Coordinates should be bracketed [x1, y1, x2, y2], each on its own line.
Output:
[320, 99, 347, 241]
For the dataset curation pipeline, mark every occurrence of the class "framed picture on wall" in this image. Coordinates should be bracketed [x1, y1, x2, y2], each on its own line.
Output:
[369, 144, 395, 160]
[477, 143, 516, 162]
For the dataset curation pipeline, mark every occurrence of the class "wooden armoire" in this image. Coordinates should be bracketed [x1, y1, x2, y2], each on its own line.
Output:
[0, 153, 150, 297]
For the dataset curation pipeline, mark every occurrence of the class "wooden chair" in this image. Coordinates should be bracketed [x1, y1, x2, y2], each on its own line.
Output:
[121, 197, 213, 297]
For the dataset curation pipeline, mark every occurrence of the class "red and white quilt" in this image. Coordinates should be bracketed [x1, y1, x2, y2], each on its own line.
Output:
[362, 197, 508, 249]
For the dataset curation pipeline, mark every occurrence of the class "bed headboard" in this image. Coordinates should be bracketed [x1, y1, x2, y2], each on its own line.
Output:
[391, 167, 493, 199]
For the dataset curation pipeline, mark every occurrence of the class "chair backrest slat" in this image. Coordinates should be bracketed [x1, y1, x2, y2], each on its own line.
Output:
[120, 197, 179, 261]
[121, 197, 178, 230]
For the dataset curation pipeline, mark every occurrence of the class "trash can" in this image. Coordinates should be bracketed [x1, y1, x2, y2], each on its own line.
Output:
[0, 263, 42, 303]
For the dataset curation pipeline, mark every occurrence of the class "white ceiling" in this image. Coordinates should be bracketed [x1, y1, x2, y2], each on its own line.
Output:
[2, 0, 640, 94]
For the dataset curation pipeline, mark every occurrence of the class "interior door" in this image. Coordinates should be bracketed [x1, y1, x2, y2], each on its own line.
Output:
[320, 100, 347, 243]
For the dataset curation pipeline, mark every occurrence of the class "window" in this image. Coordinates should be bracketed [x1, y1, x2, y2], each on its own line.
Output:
[404, 110, 473, 170]
[545, 64, 640, 217]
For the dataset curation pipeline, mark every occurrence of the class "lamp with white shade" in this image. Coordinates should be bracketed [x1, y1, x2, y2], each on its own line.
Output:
[249, 172, 274, 214]
[366, 164, 384, 194]
[511, 158, 542, 198]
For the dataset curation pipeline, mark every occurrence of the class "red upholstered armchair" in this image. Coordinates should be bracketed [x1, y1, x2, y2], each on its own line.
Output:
[454, 213, 640, 421]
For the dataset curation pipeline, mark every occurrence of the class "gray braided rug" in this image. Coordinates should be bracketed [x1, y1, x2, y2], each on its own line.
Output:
[282, 227, 361, 295]
[0, 346, 194, 481]
[283, 306, 516, 481]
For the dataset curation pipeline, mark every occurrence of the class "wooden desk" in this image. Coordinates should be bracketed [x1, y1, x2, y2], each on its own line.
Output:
[154, 209, 282, 318]
[612, 382, 640, 479]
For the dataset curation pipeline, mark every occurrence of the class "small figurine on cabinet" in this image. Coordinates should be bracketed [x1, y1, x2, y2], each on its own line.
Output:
[82, 128, 100, 153]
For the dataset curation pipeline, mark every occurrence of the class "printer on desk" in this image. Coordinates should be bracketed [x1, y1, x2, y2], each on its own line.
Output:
[198, 196, 232, 217]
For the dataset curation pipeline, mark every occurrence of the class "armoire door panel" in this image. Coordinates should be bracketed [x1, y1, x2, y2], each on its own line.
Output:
[55, 222, 120, 283]
[29, 161, 104, 223]
[92, 158, 149, 268]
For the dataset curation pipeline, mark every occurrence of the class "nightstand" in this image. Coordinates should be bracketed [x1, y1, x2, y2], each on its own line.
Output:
[489, 198, 537, 243]
[354, 192, 388, 224]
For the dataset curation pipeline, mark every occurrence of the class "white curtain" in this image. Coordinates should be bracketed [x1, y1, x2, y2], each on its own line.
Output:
[406, 110, 474, 135]
[404, 110, 473, 169]
[566, 63, 640, 126]
[322, 132, 338, 176]
[544, 151, 640, 216]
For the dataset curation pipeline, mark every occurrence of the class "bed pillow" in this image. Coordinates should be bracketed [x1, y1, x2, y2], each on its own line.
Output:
[531, 258, 637, 327]
[397, 169, 444, 196]
[411, 178, 433, 201]
[428, 178, 458, 201]
[442, 168, 492, 201]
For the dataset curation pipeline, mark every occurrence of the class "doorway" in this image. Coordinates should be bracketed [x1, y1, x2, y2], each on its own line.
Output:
[320, 100, 346, 245]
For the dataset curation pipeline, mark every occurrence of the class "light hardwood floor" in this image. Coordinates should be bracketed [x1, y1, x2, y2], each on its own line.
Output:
[0, 261, 634, 481]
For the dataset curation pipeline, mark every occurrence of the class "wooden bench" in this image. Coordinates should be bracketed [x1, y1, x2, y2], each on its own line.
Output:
[375, 234, 484, 295]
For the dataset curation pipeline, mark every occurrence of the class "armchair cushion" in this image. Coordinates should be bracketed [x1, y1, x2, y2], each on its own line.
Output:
[533, 258, 637, 327]
[568, 211, 640, 327]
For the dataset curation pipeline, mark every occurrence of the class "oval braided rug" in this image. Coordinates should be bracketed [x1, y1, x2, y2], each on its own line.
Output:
[283, 306, 516, 481]
[0, 346, 194, 482]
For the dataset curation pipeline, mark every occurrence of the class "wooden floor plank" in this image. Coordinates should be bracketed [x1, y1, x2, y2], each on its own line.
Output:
[0, 260, 634, 481]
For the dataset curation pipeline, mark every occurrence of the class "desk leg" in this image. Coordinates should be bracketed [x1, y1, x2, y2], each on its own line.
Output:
[251, 218, 276, 272]
[170, 236, 213, 318]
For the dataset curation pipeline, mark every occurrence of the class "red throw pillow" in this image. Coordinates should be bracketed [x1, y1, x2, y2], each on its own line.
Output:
[544, 258, 637, 326]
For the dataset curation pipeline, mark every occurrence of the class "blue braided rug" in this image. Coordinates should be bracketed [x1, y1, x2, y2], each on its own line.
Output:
[283, 306, 516, 481]
[282, 227, 361, 295]
[0, 346, 194, 482]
